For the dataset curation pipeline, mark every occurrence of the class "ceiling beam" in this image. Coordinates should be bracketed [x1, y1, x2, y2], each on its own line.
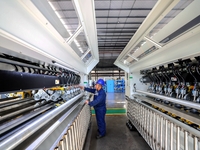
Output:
[53, 8, 183, 11]
[91, 75, 124, 77]
[98, 36, 131, 39]
[57, 16, 145, 19]
[99, 50, 121, 54]
[98, 35, 132, 37]
[96, 16, 174, 19]
[56, 15, 173, 20]
[97, 27, 138, 30]
[91, 72, 124, 74]
[97, 31, 136, 33]
[97, 22, 168, 25]
[95, 8, 183, 11]
[55, 8, 152, 11]
[96, 8, 152, 11]
[98, 41, 128, 43]
[97, 16, 146, 18]
[98, 45, 125, 47]
[97, 22, 142, 24]
[99, 57, 118, 59]
[99, 49, 122, 51]
[93, 67, 123, 71]
[98, 39, 129, 41]
[99, 46, 124, 50]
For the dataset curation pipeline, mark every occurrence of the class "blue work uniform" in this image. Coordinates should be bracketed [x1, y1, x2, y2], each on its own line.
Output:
[84, 87, 106, 136]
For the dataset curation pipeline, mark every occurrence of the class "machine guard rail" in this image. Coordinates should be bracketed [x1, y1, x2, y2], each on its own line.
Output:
[127, 95, 200, 150]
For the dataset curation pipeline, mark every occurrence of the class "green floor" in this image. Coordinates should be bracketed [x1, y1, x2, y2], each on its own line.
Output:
[91, 108, 126, 115]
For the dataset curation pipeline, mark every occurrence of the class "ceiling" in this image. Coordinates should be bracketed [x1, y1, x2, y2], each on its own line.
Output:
[47, 0, 192, 73]
[0, 0, 196, 76]
[48, 0, 158, 71]
[94, 0, 194, 71]
[95, 0, 157, 70]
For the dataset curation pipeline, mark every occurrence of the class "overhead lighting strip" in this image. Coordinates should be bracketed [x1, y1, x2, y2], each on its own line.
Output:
[144, 36, 162, 48]
[128, 54, 139, 61]
[48, 1, 84, 54]
[81, 48, 91, 60]
[67, 25, 83, 45]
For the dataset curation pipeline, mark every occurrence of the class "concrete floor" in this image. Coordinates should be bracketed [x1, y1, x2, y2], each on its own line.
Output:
[84, 93, 151, 150]
[106, 92, 126, 108]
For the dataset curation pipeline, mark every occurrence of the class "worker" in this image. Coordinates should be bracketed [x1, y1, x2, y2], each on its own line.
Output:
[92, 80, 95, 89]
[79, 79, 106, 139]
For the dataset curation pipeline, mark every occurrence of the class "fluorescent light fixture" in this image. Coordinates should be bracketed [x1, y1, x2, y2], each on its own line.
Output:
[116, 102, 126, 104]
[48, 2, 56, 11]
[79, 48, 84, 53]
[48, 1, 83, 54]
[52, 61, 80, 74]
[135, 47, 139, 52]
[60, 19, 66, 25]
[123, 59, 130, 65]
[128, 54, 139, 61]
[81, 49, 90, 60]
[141, 41, 146, 46]
[150, 32, 157, 38]
[55, 11, 62, 19]
[144, 36, 162, 48]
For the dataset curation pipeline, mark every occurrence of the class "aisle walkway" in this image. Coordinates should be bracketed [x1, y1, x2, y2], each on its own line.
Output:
[106, 92, 126, 108]
[84, 93, 151, 150]
[85, 116, 151, 150]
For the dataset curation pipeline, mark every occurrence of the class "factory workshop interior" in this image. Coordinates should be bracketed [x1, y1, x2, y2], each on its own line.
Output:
[0, 0, 200, 150]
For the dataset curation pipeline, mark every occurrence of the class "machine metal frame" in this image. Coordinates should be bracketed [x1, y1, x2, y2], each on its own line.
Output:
[127, 92, 200, 150]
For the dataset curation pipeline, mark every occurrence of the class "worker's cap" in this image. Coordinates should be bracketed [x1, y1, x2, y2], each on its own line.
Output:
[96, 79, 105, 86]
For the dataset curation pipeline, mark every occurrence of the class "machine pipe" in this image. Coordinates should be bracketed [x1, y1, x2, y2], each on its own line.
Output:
[136, 90, 200, 110]
[176, 126, 180, 150]
[0, 92, 84, 150]
[0, 99, 37, 112]
[0, 104, 53, 135]
[184, 131, 188, 150]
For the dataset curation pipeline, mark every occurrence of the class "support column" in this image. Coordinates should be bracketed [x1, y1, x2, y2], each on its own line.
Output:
[125, 72, 130, 96]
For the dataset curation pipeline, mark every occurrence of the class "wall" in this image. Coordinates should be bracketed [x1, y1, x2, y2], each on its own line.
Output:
[126, 71, 149, 96]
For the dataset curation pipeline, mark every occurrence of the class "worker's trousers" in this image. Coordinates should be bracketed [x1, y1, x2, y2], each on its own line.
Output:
[95, 107, 106, 136]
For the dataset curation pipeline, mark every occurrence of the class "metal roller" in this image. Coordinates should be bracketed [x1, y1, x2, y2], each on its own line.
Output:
[0, 62, 15, 71]
[0, 99, 38, 112]
[0, 96, 20, 104]
[0, 93, 84, 150]
[0, 102, 45, 122]
[0, 98, 34, 108]
[0, 104, 53, 135]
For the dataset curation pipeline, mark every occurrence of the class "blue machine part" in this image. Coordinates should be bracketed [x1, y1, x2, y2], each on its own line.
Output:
[114, 80, 125, 93]
[106, 80, 115, 92]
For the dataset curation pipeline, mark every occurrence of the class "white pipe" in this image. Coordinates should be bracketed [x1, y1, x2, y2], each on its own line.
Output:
[136, 90, 200, 110]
